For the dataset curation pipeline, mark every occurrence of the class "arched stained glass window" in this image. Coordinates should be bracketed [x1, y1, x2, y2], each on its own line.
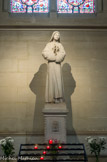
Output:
[11, 0, 49, 13]
[57, 0, 95, 13]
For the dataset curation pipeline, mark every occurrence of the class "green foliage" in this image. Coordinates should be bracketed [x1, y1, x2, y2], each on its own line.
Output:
[0, 137, 15, 158]
[86, 136, 106, 162]
[89, 139, 106, 156]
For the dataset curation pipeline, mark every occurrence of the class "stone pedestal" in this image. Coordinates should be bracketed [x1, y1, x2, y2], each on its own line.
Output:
[43, 103, 68, 143]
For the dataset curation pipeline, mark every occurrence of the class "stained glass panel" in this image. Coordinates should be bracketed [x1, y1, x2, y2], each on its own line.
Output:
[11, 0, 49, 13]
[57, 0, 95, 13]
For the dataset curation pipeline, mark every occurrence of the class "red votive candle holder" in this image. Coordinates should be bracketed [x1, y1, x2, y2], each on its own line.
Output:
[46, 145, 50, 149]
[49, 139, 53, 144]
[40, 156, 44, 160]
[34, 145, 38, 149]
[43, 151, 46, 155]
[58, 145, 62, 149]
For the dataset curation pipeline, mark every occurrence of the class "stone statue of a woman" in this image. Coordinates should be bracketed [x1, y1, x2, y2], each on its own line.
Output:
[42, 31, 66, 103]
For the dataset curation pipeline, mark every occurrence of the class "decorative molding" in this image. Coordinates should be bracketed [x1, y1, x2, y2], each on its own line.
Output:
[0, 133, 44, 136]
[0, 131, 107, 136]
[68, 131, 107, 135]
[0, 25, 107, 30]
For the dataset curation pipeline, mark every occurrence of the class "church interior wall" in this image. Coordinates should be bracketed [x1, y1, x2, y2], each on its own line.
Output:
[0, 29, 107, 156]
[0, 0, 107, 158]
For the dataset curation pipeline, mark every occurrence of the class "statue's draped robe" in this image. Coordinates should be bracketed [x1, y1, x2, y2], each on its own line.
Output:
[42, 42, 66, 102]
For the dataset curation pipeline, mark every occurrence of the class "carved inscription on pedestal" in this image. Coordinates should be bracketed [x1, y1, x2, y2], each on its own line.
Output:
[52, 121, 59, 133]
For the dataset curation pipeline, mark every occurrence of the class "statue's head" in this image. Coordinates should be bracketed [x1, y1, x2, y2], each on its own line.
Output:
[50, 31, 60, 42]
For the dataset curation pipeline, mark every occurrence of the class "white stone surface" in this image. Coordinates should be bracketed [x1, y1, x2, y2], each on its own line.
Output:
[42, 31, 66, 103]
[43, 103, 68, 114]
[43, 103, 68, 142]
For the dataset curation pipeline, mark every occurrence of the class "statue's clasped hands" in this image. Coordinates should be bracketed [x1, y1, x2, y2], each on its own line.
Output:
[53, 45, 59, 56]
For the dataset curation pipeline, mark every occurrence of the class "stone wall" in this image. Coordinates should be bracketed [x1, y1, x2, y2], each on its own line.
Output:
[0, 29, 107, 136]
[0, 0, 107, 157]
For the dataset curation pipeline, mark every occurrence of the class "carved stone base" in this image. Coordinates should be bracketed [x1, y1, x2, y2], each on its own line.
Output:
[42, 103, 68, 143]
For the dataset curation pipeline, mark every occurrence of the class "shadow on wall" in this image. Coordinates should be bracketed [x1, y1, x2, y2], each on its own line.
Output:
[29, 62, 79, 142]
[29, 63, 47, 135]
[62, 63, 78, 140]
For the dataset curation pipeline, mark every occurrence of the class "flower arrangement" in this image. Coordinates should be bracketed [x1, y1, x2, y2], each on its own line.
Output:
[86, 136, 106, 162]
[0, 137, 15, 158]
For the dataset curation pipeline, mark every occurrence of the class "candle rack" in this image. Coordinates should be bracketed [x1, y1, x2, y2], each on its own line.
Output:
[17, 143, 88, 162]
